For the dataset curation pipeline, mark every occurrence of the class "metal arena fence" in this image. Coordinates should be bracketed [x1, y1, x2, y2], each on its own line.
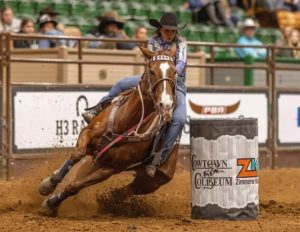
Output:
[1, 32, 300, 179]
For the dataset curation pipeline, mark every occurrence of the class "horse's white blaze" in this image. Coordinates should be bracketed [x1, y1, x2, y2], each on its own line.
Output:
[159, 62, 173, 109]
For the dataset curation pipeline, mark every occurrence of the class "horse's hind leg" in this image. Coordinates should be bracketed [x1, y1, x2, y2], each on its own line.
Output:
[129, 167, 172, 196]
[38, 156, 115, 217]
[39, 128, 92, 196]
[117, 144, 179, 198]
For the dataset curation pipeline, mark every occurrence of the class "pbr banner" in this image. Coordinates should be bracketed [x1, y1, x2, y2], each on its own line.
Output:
[278, 91, 300, 145]
[12, 86, 268, 153]
[12, 85, 109, 153]
[182, 89, 268, 145]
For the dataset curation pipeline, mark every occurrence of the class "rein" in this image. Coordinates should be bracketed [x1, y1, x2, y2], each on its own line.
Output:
[131, 54, 176, 136]
[94, 54, 176, 162]
[147, 55, 176, 109]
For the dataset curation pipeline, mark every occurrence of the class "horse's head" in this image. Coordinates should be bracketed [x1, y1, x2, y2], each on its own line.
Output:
[139, 45, 177, 122]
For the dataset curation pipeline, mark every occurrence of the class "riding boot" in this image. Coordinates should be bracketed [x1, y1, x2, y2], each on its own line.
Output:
[82, 103, 103, 124]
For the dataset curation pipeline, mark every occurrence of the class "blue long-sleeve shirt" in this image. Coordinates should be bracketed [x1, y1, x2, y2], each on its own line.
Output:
[38, 29, 66, 49]
[235, 36, 267, 59]
[148, 35, 187, 83]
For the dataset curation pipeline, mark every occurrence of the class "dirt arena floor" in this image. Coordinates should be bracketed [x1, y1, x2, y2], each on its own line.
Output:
[0, 160, 299, 232]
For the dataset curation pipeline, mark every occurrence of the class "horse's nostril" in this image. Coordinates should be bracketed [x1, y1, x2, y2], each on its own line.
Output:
[159, 102, 169, 110]
[159, 99, 174, 111]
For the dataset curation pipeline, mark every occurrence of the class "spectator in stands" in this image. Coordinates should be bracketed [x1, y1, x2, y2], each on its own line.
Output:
[231, 0, 299, 27]
[38, 7, 80, 48]
[282, 0, 300, 11]
[132, 26, 148, 48]
[132, 26, 148, 49]
[286, 28, 300, 58]
[183, 0, 232, 26]
[37, 7, 65, 32]
[38, 14, 66, 49]
[86, 10, 135, 50]
[133, 26, 148, 41]
[276, 26, 292, 50]
[276, 28, 300, 58]
[0, 6, 21, 33]
[64, 27, 82, 48]
[229, 0, 270, 16]
[13, 18, 37, 49]
[235, 18, 267, 59]
[221, 0, 240, 26]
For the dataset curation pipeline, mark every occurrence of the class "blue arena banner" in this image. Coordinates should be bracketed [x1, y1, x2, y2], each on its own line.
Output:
[297, 107, 300, 127]
[278, 91, 300, 145]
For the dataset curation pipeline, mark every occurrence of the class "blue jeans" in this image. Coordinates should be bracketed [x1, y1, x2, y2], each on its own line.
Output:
[99, 75, 141, 104]
[99, 76, 187, 161]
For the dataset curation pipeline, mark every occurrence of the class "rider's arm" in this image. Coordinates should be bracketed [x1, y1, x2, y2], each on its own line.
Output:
[176, 39, 187, 77]
[147, 37, 156, 51]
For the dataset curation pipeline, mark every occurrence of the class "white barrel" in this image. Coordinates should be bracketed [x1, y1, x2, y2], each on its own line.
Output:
[190, 118, 259, 220]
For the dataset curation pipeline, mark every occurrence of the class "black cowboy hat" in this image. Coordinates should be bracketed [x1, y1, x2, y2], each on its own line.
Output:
[99, 17, 124, 29]
[149, 12, 187, 30]
[97, 10, 125, 33]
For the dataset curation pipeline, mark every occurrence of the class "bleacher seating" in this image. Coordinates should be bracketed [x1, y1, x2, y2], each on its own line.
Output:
[0, 0, 283, 58]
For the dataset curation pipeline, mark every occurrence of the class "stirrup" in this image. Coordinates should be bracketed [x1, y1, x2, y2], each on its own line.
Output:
[146, 164, 157, 178]
[82, 104, 103, 123]
[82, 112, 96, 124]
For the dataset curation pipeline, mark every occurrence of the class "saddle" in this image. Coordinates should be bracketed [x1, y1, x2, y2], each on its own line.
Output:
[92, 91, 170, 177]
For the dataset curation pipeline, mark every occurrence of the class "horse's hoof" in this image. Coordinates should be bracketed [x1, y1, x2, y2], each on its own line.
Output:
[38, 177, 56, 196]
[37, 199, 58, 217]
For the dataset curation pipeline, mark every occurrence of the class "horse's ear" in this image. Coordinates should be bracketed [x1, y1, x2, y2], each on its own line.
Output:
[138, 44, 153, 59]
[169, 44, 177, 58]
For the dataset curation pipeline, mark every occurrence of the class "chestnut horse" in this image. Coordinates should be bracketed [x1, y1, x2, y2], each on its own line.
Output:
[38, 46, 180, 217]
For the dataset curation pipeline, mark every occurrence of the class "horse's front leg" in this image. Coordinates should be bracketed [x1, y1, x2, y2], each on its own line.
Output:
[38, 128, 92, 196]
[38, 155, 115, 217]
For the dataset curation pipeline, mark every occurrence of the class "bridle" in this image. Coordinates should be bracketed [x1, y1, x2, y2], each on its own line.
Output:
[146, 55, 176, 108]
[132, 54, 177, 136]
[95, 54, 178, 164]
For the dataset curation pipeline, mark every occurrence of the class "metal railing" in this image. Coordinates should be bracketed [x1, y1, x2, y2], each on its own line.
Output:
[1, 32, 300, 170]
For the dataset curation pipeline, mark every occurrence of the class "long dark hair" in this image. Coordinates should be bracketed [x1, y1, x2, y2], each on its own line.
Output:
[20, 17, 34, 32]
[154, 28, 161, 37]
[153, 28, 179, 39]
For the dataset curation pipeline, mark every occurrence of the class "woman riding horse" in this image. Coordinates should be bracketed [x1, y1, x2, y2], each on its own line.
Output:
[38, 12, 187, 217]
[83, 12, 188, 165]
[43, 12, 188, 189]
